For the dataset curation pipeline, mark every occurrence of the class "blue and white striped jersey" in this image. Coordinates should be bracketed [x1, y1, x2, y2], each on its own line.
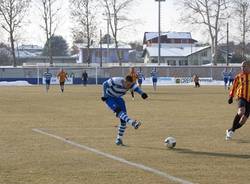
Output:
[103, 77, 143, 98]
[137, 71, 145, 80]
[222, 70, 229, 79]
[43, 72, 52, 81]
[151, 70, 158, 79]
[228, 71, 234, 80]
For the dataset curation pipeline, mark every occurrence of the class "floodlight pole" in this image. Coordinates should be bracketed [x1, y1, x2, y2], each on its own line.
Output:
[156, 0, 165, 65]
[103, 13, 110, 63]
[100, 29, 103, 67]
[226, 22, 229, 66]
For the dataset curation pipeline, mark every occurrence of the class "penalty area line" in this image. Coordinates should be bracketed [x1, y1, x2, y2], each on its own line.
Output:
[32, 128, 193, 184]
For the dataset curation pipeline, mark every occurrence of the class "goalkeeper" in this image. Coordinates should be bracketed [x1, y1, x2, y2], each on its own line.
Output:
[101, 75, 148, 146]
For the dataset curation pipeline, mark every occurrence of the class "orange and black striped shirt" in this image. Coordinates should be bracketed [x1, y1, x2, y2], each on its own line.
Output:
[57, 71, 68, 82]
[229, 72, 250, 102]
[129, 71, 138, 83]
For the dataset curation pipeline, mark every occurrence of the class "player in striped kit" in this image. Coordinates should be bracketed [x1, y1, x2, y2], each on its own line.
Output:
[101, 75, 148, 146]
[222, 68, 229, 90]
[137, 68, 145, 88]
[151, 67, 158, 91]
[226, 61, 250, 140]
[43, 68, 52, 92]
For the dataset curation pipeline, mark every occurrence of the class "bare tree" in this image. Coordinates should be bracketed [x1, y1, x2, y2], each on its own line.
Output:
[36, 0, 61, 65]
[70, 0, 97, 65]
[0, 0, 31, 67]
[233, 0, 250, 58]
[102, 0, 134, 66]
[179, 0, 230, 65]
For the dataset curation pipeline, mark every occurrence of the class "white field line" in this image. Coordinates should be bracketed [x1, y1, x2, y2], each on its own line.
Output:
[32, 128, 194, 184]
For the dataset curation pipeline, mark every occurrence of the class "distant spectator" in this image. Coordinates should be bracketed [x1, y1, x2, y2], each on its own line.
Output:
[192, 74, 200, 88]
[82, 70, 88, 86]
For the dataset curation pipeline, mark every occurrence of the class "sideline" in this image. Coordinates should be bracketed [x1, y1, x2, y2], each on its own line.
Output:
[32, 128, 194, 184]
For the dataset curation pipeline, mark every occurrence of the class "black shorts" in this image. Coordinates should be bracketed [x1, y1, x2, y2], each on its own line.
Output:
[238, 98, 250, 117]
[45, 80, 50, 85]
[195, 82, 200, 86]
[60, 82, 65, 86]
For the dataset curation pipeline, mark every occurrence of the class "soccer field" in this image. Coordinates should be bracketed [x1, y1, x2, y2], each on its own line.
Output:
[1, 85, 250, 184]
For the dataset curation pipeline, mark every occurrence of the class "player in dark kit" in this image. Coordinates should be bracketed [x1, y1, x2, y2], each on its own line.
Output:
[226, 61, 250, 140]
[192, 74, 200, 88]
[82, 70, 88, 86]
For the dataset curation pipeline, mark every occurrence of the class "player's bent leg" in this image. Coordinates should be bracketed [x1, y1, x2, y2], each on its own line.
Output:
[116, 110, 133, 124]
[226, 106, 247, 140]
[237, 107, 249, 128]
[115, 120, 126, 146]
[225, 129, 234, 140]
[115, 137, 124, 146]
[131, 120, 142, 129]
[117, 120, 126, 137]
[238, 107, 246, 116]
[114, 107, 142, 129]
[238, 115, 247, 126]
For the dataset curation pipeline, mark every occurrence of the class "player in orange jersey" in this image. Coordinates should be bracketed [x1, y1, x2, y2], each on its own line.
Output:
[226, 60, 250, 140]
[57, 68, 68, 92]
[128, 67, 138, 100]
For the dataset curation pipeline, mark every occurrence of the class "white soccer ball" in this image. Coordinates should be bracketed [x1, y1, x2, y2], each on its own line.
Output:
[164, 137, 176, 148]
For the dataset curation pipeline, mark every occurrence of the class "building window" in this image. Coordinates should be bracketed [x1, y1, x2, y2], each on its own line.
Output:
[179, 60, 188, 65]
[167, 60, 176, 65]
[151, 59, 157, 63]
[181, 39, 188, 43]
[201, 51, 207, 57]
[202, 60, 210, 65]
[175, 39, 181, 43]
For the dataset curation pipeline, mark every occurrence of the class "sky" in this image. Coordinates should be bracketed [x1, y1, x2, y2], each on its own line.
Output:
[0, 0, 213, 47]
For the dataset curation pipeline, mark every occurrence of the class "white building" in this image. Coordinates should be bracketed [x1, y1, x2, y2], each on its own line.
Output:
[142, 32, 212, 65]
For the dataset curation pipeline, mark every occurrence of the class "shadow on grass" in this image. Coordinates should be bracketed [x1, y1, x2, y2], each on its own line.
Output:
[138, 146, 250, 159]
[147, 98, 177, 102]
[174, 148, 250, 159]
[147, 91, 224, 96]
[235, 139, 250, 144]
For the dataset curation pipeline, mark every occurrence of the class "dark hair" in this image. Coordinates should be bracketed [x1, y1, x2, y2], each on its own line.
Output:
[125, 75, 133, 82]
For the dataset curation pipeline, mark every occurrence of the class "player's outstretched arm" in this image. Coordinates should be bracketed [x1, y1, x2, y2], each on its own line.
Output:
[132, 84, 148, 100]
[228, 76, 239, 104]
[101, 81, 110, 101]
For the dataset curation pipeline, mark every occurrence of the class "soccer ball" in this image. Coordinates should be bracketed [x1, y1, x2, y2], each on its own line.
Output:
[164, 137, 176, 148]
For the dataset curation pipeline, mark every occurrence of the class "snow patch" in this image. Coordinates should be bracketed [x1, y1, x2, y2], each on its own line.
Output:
[0, 81, 32, 86]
